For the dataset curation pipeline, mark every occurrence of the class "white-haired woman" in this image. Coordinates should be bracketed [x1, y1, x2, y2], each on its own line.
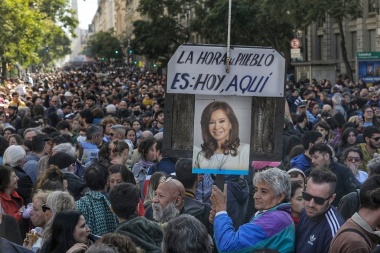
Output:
[210, 167, 295, 252]
[3, 145, 33, 205]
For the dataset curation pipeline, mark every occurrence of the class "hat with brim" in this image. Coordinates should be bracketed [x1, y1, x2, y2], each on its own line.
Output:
[48, 152, 76, 170]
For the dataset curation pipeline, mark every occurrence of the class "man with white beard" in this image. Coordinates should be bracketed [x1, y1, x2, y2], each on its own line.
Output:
[151, 177, 185, 223]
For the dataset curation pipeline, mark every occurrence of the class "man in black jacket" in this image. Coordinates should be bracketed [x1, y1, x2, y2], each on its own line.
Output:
[307, 143, 361, 206]
[175, 158, 212, 234]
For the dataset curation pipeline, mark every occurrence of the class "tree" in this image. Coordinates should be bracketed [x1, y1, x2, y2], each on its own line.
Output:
[295, 0, 362, 80]
[0, 0, 77, 78]
[192, 0, 294, 53]
[84, 30, 123, 62]
[131, 0, 192, 61]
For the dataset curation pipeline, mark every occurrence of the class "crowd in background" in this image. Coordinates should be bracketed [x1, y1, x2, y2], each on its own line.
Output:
[0, 66, 380, 252]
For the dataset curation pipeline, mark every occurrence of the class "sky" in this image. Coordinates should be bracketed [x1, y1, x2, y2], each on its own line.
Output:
[77, 0, 98, 30]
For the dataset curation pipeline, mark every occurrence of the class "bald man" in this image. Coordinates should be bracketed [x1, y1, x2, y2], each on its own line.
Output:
[151, 178, 185, 223]
[322, 104, 332, 114]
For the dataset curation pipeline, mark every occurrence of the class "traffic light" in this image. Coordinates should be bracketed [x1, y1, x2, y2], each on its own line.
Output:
[115, 50, 119, 54]
[45, 47, 49, 52]
[101, 57, 105, 61]
[134, 61, 137, 65]
[153, 63, 157, 68]
[129, 49, 133, 54]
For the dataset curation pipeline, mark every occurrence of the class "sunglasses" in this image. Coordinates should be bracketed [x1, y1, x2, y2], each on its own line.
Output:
[346, 157, 361, 162]
[302, 191, 332, 205]
[41, 204, 51, 212]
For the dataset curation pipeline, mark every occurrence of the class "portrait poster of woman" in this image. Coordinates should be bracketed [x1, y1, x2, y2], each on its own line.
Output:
[192, 95, 251, 175]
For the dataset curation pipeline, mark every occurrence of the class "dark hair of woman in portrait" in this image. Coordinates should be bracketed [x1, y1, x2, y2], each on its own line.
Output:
[39, 210, 90, 253]
[200, 101, 240, 159]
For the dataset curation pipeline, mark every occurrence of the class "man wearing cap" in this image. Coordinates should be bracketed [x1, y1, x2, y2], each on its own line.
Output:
[64, 91, 73, 103]
[49, 152, 86, 200]
[141, 111, 152, 130]
[297, 102, 307, 115]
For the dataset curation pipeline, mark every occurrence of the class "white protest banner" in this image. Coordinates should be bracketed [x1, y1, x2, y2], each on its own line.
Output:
[167, 44, 286, 97]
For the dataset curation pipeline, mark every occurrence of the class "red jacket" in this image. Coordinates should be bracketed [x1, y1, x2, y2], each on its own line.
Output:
[0, 191, 24, 223]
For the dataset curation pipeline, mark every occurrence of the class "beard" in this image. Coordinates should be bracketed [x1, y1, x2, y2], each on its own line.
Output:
[152, 202, 179, 223]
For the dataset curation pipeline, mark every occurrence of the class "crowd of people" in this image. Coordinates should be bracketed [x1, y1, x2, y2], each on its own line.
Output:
[0, 65, 380, 252]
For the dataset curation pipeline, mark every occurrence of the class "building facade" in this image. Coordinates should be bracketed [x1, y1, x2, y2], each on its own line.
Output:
[293, 0, 380, 83]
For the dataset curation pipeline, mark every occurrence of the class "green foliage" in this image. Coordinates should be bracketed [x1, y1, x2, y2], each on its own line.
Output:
[131, 0, 193, 60]
[298, 0, 362, 26]
[85, 30, 123, 60]
[192, 0, 294, 52]
[0, 0, 77, 77]
[132, 17, 188, 60]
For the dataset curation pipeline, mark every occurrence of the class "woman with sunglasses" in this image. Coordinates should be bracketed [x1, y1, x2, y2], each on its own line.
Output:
[341, 147, 368, 184]
[23, 190, 50, 252]
[39, 210, 90, 253]
[41, 191, 76, 244]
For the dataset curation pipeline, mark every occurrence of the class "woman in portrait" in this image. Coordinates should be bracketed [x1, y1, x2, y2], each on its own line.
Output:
[194, 101, 250, 172]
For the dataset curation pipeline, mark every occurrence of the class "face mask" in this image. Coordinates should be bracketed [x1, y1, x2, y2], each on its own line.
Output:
[134, 111, 140, 116]
[77, 136, 87, 143]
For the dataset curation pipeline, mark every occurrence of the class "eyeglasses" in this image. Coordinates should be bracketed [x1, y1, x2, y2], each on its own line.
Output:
[164, 177, 182, 197]
[346, 157, 361, 162]
[302, 191, 332, 205]
[41, 204, 51, 212]
[371, 137, 380, 142]
[365, 110, 374, 114]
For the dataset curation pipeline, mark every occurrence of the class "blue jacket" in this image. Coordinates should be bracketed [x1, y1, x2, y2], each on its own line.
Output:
[290, 153, 311, 172]
[296, 206, 344, 253]
[214, 203, 295, 253]
[22, 152, 40, 184]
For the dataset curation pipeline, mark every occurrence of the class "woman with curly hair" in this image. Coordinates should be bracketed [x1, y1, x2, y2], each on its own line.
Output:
[193, 101, 249, 172]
